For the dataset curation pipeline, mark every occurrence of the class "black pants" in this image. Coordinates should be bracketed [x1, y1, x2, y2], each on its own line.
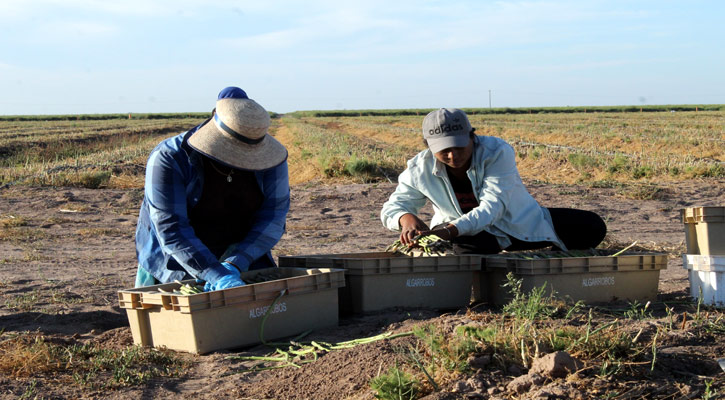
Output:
[448, 208, 606, 255]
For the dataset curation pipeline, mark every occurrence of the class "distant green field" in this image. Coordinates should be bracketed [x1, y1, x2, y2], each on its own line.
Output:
[0, 107, 722, 190]
[279, 110, 724, 189]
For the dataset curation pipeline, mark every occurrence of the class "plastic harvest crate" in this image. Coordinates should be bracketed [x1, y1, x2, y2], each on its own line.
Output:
[278, 252, 481, 314]
[683, 254, 725, 307]
[118, 267, 345, 354]
[681, 207, 725, 255]
[474, 251, 668, 305]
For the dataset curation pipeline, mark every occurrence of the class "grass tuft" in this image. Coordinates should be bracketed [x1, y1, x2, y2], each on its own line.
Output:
[0, 333, 187, 389]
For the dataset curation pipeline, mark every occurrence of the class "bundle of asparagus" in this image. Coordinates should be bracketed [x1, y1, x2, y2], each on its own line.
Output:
[385, 234, 455, 257]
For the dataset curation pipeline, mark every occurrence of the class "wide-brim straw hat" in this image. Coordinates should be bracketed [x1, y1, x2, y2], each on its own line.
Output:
[188, 87, 287, 170]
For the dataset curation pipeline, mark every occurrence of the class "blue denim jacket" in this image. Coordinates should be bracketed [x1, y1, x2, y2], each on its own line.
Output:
[381, 135, 564, 250]
[135, 124, 290, 283]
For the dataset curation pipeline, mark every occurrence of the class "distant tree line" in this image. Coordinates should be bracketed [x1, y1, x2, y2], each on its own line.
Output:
[1, 105, 721, 121]
[285, 104, 724, 118]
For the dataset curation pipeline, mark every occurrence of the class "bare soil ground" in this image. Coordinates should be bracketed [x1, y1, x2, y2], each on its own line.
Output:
[0, 179, 723, 399]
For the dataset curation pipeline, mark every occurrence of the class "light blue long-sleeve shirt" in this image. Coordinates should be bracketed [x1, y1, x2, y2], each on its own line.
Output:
[380, 135, 565, 250]
[135, 124, 290, 284]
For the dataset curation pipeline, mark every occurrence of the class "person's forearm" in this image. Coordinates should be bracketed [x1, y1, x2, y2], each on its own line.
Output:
[442, 224, 458, 239]
[398, 213, 418, 229]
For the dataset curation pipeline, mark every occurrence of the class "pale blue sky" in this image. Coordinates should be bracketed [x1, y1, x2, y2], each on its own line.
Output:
[1, 0, 723, 115]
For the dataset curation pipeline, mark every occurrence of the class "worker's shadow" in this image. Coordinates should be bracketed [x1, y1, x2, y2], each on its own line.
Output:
[0, 307, 128, 334]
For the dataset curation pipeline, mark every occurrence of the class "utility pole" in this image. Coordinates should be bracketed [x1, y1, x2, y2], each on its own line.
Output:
[488, 90, 492, 109]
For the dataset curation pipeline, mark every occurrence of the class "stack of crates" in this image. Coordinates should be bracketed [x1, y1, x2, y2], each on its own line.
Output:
[681, 206, 725, 307]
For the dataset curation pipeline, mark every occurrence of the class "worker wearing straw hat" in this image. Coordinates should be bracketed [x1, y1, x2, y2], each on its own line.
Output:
[134, 87, 289, 291]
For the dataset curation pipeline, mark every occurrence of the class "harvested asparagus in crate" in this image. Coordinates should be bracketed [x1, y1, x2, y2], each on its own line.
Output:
[157, 280, 204, 295]
[385, 234, 454, 256]
[243, 270, 285, 284]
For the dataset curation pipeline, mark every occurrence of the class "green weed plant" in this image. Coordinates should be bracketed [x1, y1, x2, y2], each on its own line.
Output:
[370, 364, 420, 400]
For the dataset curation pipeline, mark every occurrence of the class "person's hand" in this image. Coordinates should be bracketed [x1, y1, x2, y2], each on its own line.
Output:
[203, 262, 246, 291]
[417, 224, 458, 241]
[204, 274, 246, 291]
[399, 213, 430, 246]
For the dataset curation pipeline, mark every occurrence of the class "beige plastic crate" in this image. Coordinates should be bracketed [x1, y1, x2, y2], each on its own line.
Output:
[681, 207, 725, 255]
[474, 251, 668, 305]
[118, 267, 345, 354]
[278, 252, 481, 314]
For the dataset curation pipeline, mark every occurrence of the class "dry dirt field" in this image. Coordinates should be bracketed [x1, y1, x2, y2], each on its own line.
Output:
[1, 178, 724, 399]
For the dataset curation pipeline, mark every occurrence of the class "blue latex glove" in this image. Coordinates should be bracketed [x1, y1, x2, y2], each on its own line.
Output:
[204, 274, 246, 291]
[203, 262, 246, 292]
